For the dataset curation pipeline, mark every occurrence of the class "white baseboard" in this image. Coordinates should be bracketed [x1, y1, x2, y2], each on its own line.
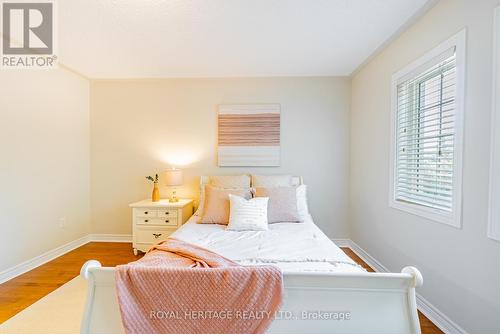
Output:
[416, 294, 469, 334]
[0, 235, 90, 284]
[88, 234, 132, 242]
[331, 238, 350, 247]
[341, 239, 469, 334]
[0, 234, 132, 284]
[347, 239, 389, 273]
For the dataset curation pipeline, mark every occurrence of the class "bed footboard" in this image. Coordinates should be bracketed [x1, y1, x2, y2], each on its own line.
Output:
[80, 261, 422, 334]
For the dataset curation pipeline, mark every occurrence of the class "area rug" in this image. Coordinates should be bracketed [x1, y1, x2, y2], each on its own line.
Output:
[0, 277, 87, 334]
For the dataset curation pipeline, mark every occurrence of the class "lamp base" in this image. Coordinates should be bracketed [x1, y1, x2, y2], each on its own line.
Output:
[169, 189, 179, 203]
[168, 188, 180, 203]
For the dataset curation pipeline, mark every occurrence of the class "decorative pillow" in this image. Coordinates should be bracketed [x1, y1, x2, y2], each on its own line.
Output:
[254, 187, 302, 223]
[227, 194, 269, 231]
[251, 175, 293, 188]
[209, 175, 251, 188]
[199, 186, 252, 225]
[194, 175, 251, 216]
[296, 184, 310, 219]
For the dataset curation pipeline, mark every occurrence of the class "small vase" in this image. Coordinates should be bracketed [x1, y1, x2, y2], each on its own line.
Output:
[152, 183, 160, 202]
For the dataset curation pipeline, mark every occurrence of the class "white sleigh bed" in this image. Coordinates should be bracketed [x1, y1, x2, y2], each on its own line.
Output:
[80, 177, 423, 334]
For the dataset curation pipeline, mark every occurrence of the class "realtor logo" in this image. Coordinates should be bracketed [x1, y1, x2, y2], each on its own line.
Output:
[1, 1, 57, 69]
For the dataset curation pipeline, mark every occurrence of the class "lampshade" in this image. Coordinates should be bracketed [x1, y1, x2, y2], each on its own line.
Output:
[165, 168, 183, 186]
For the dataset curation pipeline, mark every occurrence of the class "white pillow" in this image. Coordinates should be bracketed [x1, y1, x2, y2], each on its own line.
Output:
[227, 194, 269, 231]
[251, 174, 293, 187]
[296, 185, 310, 219]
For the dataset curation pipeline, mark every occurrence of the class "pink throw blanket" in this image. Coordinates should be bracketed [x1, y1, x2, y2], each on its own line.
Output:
[115, 238, 283, 334]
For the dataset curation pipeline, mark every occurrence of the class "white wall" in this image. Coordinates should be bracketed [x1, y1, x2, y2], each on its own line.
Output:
[0, 69, 90, 273]
[351, 0, 500, 333]
[90, 77, 351, 238]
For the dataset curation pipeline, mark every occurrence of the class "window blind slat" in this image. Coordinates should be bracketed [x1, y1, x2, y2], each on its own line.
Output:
[398, 98, 455, 117]
[396, 190, 452, 205]
[398, 119, 455, 134]
[398, 108, 455, 127]
[400, 144, 453, 154]
[400, 151, 453, 162]
[397, 188, 453, 201]
[397, 182, 453, 194]
[397, 171, 453, 180]
[398, 133, 454, 145]
[398, 175, 453, 185]
[398, 82, 456, 106]
[398, 128, 455, 141]
[397, 165, 453, 172]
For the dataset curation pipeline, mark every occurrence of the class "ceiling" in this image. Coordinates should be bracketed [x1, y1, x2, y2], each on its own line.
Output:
[58, 0, 436, 79]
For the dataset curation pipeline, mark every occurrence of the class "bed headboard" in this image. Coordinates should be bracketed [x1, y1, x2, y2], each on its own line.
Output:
[199, 175, 303, 186]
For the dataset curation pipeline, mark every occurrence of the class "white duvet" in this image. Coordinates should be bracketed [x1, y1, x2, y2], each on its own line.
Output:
[171, 215, 364, 274]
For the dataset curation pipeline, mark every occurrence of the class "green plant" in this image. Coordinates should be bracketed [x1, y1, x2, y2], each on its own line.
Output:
[146, 173, 159, 183]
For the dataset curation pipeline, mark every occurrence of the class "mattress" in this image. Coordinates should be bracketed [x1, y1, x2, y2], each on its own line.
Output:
[171, 215, 364, 273]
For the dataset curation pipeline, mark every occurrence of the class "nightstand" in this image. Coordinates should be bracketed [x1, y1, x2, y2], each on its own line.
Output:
[129, 199, 193, 255]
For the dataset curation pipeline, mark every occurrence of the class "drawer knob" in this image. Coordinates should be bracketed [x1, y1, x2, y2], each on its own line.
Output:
[145, 219, 149, 223]
[165, 220, 169, 223]
[153, 233, 162, 239]
[165, 211, 169, 215]
[144, 211, 148, 215]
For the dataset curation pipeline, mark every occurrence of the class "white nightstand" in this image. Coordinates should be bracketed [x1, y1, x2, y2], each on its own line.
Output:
[129, 199, 194, 255]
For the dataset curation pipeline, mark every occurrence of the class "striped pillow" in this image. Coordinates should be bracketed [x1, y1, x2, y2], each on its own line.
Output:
[227, 195, 269, 231]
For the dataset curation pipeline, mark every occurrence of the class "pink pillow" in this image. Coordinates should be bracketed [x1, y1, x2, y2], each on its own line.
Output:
[200, 186, 252, 225]
[254, 187, 302, 223]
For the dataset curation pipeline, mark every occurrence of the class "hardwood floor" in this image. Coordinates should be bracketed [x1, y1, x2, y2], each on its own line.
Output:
[0, 242, 141, 323]
[0, 242, 442, 333]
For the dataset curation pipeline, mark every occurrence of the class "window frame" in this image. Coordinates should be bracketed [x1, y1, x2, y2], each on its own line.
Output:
[389, 29, 466, 228]
[489, 8, 500, 242]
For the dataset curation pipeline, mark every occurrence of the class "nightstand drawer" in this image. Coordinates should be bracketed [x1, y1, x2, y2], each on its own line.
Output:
[134, 208, 157, 217]
[136, 228, 172, 244]
[136, 217, 178, 227]
[157, 209, 178, 218]
[130, 199, 194, 255]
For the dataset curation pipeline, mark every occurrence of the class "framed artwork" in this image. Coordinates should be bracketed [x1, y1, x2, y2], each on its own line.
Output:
[218, 104, 280, 167]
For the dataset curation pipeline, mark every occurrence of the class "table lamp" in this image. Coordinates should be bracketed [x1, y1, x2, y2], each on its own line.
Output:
[165, 168, 183, 202]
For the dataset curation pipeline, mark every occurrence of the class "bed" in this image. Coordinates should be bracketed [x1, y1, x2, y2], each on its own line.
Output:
[80, 176, 423, 334]
[172, 215, 363, 274]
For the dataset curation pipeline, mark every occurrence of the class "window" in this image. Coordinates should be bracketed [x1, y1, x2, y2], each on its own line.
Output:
[390, 30, 466, 227]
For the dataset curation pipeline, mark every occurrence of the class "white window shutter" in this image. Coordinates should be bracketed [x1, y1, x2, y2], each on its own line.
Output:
[389, 29, 466, 228]
[395, 50, 456, 212]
